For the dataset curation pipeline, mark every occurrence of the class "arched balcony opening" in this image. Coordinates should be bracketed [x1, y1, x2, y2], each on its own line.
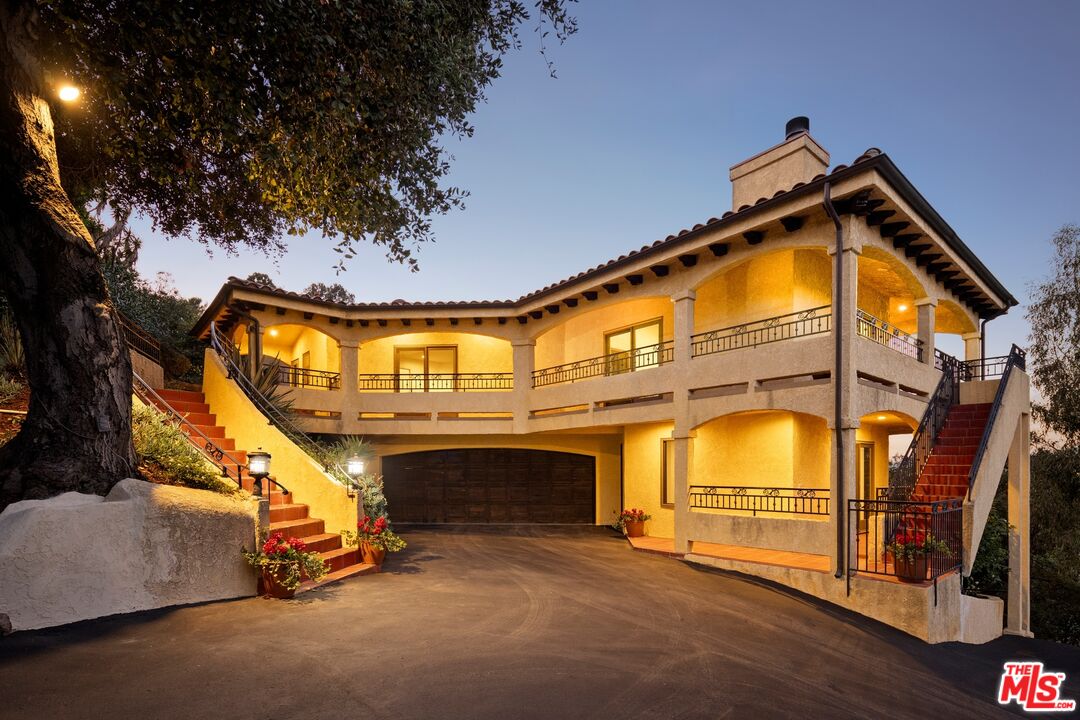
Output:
[933, 300, 980, 361]
[689, 410, 831, 519]
[358, 331, 513, 392]
[854, 411, 920, 506]
[691, 248, 832, 358]
[260, 323, 342, 390]
[856, 248, 927, 361]
[532, 296, 674, 387]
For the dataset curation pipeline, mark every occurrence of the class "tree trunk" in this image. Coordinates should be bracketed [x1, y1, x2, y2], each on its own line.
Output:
[0, 1, 135, 510]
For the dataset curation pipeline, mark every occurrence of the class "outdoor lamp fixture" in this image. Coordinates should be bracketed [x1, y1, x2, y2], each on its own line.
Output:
[57, 84, 80, 102]
[248, 449, 271, 497]
[346, 455, 365, 478]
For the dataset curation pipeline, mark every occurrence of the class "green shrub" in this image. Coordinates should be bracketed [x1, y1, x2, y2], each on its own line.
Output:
[132, 403, 237, 495]
[0, 375, 23, 405]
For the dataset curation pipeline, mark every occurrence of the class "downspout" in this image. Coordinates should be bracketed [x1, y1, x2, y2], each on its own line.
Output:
[980, 318, 988, 365]
[823, 182, 845, 579]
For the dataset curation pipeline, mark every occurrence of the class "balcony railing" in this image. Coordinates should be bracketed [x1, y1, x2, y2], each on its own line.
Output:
[691, 306, 831, 358]
[277, 366, 341, 390]
[847, 497, 962, 601]
[688, 485, 830, 516]
[358, 373, 513, 392]
[856, 309, 923, 361]
[532, 340, 673, 388]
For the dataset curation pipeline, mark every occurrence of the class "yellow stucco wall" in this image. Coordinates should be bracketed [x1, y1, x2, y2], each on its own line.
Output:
[622, 421, 676, 537]
[261, 325, 340, 373]
[534, 297, 673, 370]
[359, 332, 513, 375]
[694, 249, 831, 332]
[855, 423, 894, 495]
[367, 433, 622, 525]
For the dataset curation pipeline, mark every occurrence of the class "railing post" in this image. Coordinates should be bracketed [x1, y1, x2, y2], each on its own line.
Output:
[915, 298, 936, 365]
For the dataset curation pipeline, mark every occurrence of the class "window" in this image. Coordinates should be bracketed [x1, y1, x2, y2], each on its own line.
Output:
[661, 438, 675, 507]
[394, 345, 458, 392]
[604, 318, 663, 375]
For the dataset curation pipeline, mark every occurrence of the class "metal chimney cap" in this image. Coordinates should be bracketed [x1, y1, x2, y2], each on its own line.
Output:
[785, 116, 810, 140]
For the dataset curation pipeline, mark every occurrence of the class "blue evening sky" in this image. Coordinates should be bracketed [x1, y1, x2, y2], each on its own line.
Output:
[131, 0, 1079, 356]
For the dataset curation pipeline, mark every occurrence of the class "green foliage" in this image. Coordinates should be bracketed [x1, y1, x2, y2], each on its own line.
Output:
[612, 508, 651, 532]
[245, 272, 278, 289]
[966, 495, 1010, 597]
[0, 299, 25, 378]
[0, 376, 23, 405]
[218, 340, 296, 419]
[1027, 224, 1080, 444]
[342, 515, 407, 553]
[302, 283, 356, 304]
[101, 256, 205, 381]
[42, 1, 576, 271]
[132, 403, 236, 495]
[885, 532, 951, 564]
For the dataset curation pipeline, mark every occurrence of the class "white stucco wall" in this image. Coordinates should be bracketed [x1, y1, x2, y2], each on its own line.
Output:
[0, 479, 259, 632]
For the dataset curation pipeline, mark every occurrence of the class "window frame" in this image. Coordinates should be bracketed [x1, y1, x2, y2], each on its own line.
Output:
[661, 437, 675, 508]
[603, 317, 663, 375]
[393, 344, 459, 392]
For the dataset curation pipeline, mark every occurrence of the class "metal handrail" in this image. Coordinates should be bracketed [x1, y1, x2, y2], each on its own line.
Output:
[277, 365, 341, 390]
[690, 305, 831, 357]
[130, 370, 292, 495]
[532, 340, 674, 388]
[688, 484, 830, 516]
[209, 323, 354, 491]
[117, 310, 162, 362]
[856, 309, 923, 361]
[966, 344, 1027, 497]
[358, 372, 513, 392]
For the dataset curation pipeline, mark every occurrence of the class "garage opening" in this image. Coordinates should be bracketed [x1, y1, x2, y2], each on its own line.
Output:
[382, 449, 596, 524]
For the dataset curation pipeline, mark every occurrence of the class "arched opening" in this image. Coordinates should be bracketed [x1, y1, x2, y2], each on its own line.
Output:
[934, 300, 979, 360]
[856, 410, 919, 504]
[533, 296, 673, 381]
[693, 247, 832, 334]
[359, 331, 513, 392]
[260, 323, 341, 390]
[856, 248, 926, 358]
[690, 410, 831, 518]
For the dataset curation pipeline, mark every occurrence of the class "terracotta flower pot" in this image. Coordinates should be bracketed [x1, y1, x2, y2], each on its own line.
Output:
[261, 567, 296, 599]
[894, 554, 929, 583]
[361, 542, 387, 567]
[624, 520, 645, 538]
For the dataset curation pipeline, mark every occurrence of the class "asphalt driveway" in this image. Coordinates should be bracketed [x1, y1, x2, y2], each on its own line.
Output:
[1, 526, 1077, 719]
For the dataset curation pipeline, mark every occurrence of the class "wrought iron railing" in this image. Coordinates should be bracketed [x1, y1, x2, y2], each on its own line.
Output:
[209, 323, 355, 492]
[277, 366, 341, 390]
[691, 306, 831, 357]
[958, 350, 1024, 382]
[885, 351, 960, 502]
[966, 344, 1027, 497]
[856, 309, 923, 361]
[848, 497, 962, 603]
[117, 310, 161, 362]
[358, 372, 513, 392]
[688, 485, 830, 516]
[131, 370, 289, 496]
[532, 340, 673, 388]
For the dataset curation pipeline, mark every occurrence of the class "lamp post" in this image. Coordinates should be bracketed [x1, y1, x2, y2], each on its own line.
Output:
[346, 455, 365, 494]
[248, 449, 271, 498]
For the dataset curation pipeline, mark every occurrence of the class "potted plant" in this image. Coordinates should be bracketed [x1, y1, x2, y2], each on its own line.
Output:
[343, 514, 406, 568]
[613, 508, 651, 538]
[243, 532, 328, 599]
[886, 529, 951, 582]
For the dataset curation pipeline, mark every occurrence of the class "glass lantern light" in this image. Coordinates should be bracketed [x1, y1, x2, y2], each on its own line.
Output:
[247, 449, 271, 497]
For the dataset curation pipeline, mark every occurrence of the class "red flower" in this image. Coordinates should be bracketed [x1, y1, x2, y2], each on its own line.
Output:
[288, 537, 306, 552]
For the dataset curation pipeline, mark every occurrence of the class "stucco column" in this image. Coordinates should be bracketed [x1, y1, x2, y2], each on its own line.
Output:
[672, 289, 696, 365]
[339, 340, 360, 416]
[1006, 411, 1033, 637]
[829, 423, 859, 576]
[962, 331, 982, 363]
[828, 237, 859, 579]
[672, 428, 695, 554]
[511, 339, 535, 433]
[915, 298, 936, 365]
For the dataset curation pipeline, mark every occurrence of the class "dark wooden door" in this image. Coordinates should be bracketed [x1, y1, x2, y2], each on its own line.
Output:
[382, 449, 595, 524]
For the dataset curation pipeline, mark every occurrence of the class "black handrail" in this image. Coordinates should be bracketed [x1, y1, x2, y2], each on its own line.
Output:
[277, 366, 341, 390]
[358, 372, 513, 392]
[966, 344, 1026, 498]
[117, 310, 162, 362]
[131, 370, 289, 496]
[690, 305, 831, 357]
[886, 350, 961, 501]
[209, 322, 354, 492]
[688, 485, 830, 516]
[856, 309, 923, 361]
[532, 340, 674, 388]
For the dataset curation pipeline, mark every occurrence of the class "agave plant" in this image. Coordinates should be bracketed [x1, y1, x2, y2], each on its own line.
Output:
[218, 339, 295, 420]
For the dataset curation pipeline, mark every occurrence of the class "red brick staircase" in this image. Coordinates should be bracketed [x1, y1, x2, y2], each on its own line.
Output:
[910, 402, 991, 502]
[149, 388, 376, 591]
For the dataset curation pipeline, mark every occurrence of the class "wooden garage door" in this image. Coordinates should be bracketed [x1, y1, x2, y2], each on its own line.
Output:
[382, 449, 596, 524]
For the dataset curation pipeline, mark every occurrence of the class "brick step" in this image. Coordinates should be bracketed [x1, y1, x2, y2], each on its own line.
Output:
[296, 562, 380, 594]
[173, 411, 216, 426]
[271, 517, 325, 538]
[318, 547, 360, 573]
[182, 424, 226, 439]
[300, 533, 343, 554]
[915, 484, 968, 496]
[270, 503, 309, 523]
[921, 464, 971, 476]
[951, 403, 992, 413]
[164, 400, 212, 415]
[918, 476, 969, 487]
[155, 389, 206, 404]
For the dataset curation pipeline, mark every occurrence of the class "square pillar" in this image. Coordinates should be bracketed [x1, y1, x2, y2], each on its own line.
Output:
[1006, 411, 1032, 637]
[829, 423, 859, 576]
[339, 340, 360, 407]
[672, 429, 695, 554]
[512, 339, 535, 433]
[671, 289, 696, 365]
[962, 331, 982, 363]
[915, 298, 936, 365]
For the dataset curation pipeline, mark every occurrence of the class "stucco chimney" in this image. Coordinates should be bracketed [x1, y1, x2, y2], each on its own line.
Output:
[729, 117, 830, 211]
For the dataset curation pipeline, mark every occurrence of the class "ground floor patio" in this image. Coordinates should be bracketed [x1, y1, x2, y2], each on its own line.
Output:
[0, 527, 1075, 719]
